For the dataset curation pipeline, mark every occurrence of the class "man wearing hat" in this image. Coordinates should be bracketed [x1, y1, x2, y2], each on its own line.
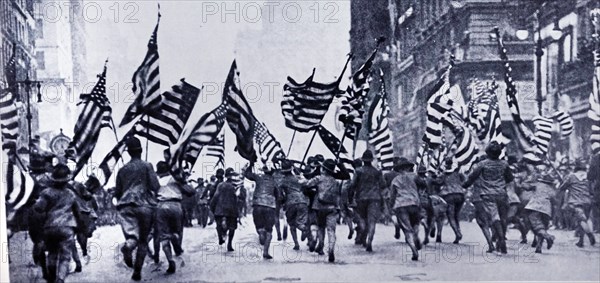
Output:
[560, 161, 596, 247]
[389, 157, 423, 261]
[303, 159, 350, 262]
[244, 163, 281, 259]
[348, 150, 386, 252]
[114, 136, 160, 281]
[210, 168, 240, 252]
[33, 164, 83, 283]
[437, 158, 466, 244]
[463, 141, 514, 254]
[195, 178, 210, 227]
[278, 159, 310, 250]
[384, 157, 403, 240]
[154, 161, 195, 274]
[522, 174, 556, 253]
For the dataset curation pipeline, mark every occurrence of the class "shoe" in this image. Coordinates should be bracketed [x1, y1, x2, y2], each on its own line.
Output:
[227, 246, 235, 252]
[535, 248, 542, 254]
[293, 245, 300, 251]
[546, 235, 555, 250]
[74, 264, 82, 273]
[576, 239, 584, 248]
[301, 230, 308, 241]
[308, 241, 316, 252]
[429, 227, 436, 238]
[316, 247, 324, 255]
[520, 239, 528, 244]
[423, 238, 429, 246]
[263, 254, 273, 260]
[499, 241, 508, 254]
[365, 244, 373, 252]
[415, 240, 422, 251]
[531, 238, 537, 248]
[166, 260, 176, 274]
[588, 233, 596, 246]
[120, 245, 133, 268]
[394, 229, 401, 240]
[131, 272, 141, 281]
[348, 229, 354, 240]
[453, 235, 462, 244]
[411, 254, 419, 261]
[436, 236, 442, 243]
[328, 252, 335, 263]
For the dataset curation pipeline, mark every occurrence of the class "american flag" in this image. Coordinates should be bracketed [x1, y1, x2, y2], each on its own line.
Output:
[205, 133, 225, 168]
[590, 11, 600, 155]
[97, 130, 131, 185]
[339, 41, 381, 140]
[3, 152, 34, 213]
[531, 115, 554, 156]
[423, 65, 452, 148]
[368, 70, 394, 171]
[120, 14, 162, 127]
[1, 46, 19, 156]
[317, 125, 354, 174]
[443, 110, 480, 171]
[136, 79, 200, 146]
[282, 59, 348, 133]
[254, 120, 285, 164]
[223, 60, 257, 162]
[553, 110, 574, 138]
[495, 27, 543, 163]
[68, 64, 113, 178]
[166, 103, 227, 172]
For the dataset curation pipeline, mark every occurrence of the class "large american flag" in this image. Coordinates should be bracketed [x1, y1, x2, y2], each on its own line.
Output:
[166, 103, 227, 172]
[254, 120, 285, 164]
[136, 79, 200, 146]
[1, 46, 19, 156]
[223, 60, 257, 162]
[68, 64, 113, 177]
[282, 61, 348, 132]
[120, 14, 162, 127]
[423, 65, 452, 148]
[368, 70, 394, 171]
[495, 28, 543, 163]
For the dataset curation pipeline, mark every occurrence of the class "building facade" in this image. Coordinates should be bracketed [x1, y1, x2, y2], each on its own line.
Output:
[1, 0, 39, 151]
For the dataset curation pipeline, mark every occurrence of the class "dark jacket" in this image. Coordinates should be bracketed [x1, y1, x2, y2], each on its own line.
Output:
[463, 158, 514, 196]
[349, 165, 385, 201]
[278, 172, 309, 206]
[245, 168, 279, 209]
[210, 180, 238, 217]
[34, 185, 81, 229]
[114, 158, 160, 208]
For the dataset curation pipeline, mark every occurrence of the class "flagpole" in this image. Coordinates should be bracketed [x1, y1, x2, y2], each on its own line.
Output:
[336, 53, 353, 85]
[145, 115, 150, 161]
[335, 130, 347, 163]
[300, 129, 318, 166]
[287, 130, 296, 156]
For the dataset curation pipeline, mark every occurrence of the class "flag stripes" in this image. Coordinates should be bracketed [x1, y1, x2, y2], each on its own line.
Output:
[423, 65, 452, 148]
[317, 125, 354, 173]
[120, 16, 162, 127]
[167, 103, 227, 172]
[136, 79, 200, 146]
[4, 155, 34, 212]
[0, 90, 19, 155]
[254, 120, 285, 164]
[223, 60, 257, 162]
[552, 110, 574, 138]
[368, 70, 394, 171]
[590, 32, 600, 155]
[69, 65, 113, 177]
[205, 133, 225, 168]
[98, 131, 131, 185]
[282, 72, 344, 132]
[532, 116, 554, 155]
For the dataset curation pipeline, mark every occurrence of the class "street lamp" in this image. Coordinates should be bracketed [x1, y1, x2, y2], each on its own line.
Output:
[16, 74, 43, 152]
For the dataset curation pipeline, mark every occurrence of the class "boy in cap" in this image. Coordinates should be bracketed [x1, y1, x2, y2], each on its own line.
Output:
[389, 157, 423, 261]
[155, 161, 195, 274]
[561, 161, 596, 247]
[33, 164, 82, 283]
[114, 136, 160, 281]
[463, 142, 513, 254]
[210, 168, 240, 251]
[244, 163, 281, 259]
[348, 150, 386, 252]
[304, 159, 350, 262]
[522, 173, 556, 253]
[278, 159, 310, 250]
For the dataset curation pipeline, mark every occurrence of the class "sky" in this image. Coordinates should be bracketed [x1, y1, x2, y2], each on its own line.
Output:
[73, 0, 352, 182]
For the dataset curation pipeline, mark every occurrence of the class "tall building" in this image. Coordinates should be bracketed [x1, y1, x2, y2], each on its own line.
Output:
[34, 0, 84, 141]
[351, 0, 538, 159]
[1, 0, 39, 150]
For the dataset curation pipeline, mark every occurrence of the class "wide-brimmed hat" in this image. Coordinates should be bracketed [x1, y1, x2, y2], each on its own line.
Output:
[281, 159, 294, 173]
[361, 150, 374, 162]
[50, 164, 71, 184]
[395, 157, 414, 169]
[125, 136, 143, 152]
[225, 167, 238, 178]
[320, 159, 337, 174]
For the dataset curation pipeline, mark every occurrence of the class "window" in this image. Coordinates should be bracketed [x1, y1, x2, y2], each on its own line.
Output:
[36, 51, 45, 70]
[36, 19, 43, 39]
[562, 33, 572, 63]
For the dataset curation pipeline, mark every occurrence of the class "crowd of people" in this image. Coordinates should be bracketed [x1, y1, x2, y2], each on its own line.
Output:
[14, 136, 600, 283]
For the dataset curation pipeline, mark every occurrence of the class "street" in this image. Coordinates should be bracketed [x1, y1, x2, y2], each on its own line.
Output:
[6, 218, 600, 282]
